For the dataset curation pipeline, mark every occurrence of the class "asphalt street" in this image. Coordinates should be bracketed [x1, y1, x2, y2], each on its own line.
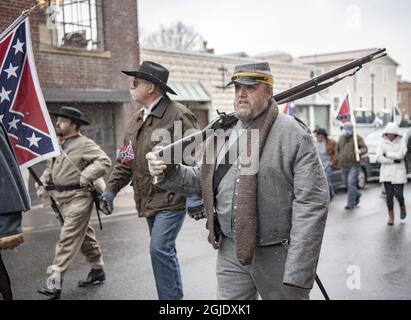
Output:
[2, 182, 411, 300]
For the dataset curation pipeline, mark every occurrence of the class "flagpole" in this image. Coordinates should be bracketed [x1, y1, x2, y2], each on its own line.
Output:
[347, 93, 360, 162]
[0, 4, 38, 42]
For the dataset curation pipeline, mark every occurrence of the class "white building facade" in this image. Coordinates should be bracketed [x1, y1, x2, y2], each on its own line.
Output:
[296, 48, 399, 135]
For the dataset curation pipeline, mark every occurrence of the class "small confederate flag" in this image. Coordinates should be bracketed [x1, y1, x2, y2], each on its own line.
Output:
[116, 140, 135, 164]
[336, 95, 351, 124]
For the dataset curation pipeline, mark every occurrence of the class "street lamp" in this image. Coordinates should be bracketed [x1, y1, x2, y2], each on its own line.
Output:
[370, 72, 375, 121]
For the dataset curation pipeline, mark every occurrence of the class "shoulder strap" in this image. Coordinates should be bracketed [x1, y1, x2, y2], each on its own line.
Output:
[213, 138, 240, 192]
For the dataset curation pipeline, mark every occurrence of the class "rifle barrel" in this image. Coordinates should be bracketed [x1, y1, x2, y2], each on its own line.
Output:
[274, 48, 386, 103]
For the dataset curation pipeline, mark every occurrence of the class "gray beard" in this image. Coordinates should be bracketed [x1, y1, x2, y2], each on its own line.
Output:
[235, 103, 269, 126]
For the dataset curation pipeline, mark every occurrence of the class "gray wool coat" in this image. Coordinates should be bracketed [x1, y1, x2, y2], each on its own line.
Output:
[156, 113, 329, 289]
[0, 122, 30, 238]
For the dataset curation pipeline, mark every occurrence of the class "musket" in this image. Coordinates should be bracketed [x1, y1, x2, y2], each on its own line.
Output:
[153, 48, 387, 158]
[88, 184, 103, 231]
[28, 167, 64, 226]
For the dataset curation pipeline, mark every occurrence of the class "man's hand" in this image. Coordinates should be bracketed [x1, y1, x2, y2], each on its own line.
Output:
[100, 191, 115, 215]
[186, 197, 206, 220]
[146, 152, 167, 177]
[79, 175, 90, 187]
[35, 182, 46, 199]
[0, 233, 24, 250]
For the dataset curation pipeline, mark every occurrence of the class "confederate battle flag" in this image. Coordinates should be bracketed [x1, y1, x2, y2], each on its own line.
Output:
[0, 17, 59, 168]
[336, 94, 352, 124]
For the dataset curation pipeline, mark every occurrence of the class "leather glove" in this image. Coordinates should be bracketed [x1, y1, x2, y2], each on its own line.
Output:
[0, 233, 24, 250]
[79, 175, 90, 187]
[100, 191, 115, 215]
[393, 159, 402, 164]
[186, 197, 206, 220]
[146, 151, 167, 177]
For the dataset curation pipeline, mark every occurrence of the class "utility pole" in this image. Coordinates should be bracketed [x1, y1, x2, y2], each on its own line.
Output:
[215, 65, 228, 90]
[370, 72, 375, 121]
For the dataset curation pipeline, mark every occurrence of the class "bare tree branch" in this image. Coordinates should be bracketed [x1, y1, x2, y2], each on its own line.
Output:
[142, 21, 206, 52]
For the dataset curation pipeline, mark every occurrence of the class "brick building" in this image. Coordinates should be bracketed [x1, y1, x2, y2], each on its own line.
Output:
[0, 0, 139, 158]
[1, 0, 139, 201]
[399, 81, 411, 121]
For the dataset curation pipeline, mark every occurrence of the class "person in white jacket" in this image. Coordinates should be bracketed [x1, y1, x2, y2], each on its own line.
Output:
[376, 122, 408, 225]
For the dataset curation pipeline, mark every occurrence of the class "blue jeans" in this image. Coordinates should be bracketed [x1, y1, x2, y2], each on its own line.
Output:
[341, 166, 361, 206]
[324, 165, 335, 199]
[147, 210, 185, 300]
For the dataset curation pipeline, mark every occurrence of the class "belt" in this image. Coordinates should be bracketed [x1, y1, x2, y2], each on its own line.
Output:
[45, 184, 83, 192]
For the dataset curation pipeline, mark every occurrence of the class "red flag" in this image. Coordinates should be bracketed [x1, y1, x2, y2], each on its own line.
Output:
[283, 101, 297, 116]
[336, 95, 351, 124]
[0, 17, 59, 168]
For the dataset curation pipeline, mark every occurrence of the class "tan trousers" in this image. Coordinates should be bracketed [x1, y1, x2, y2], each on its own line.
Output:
[52, 191, 104, 276]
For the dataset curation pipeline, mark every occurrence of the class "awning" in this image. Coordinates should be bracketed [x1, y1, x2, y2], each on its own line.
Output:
[168, 81, 210, 102]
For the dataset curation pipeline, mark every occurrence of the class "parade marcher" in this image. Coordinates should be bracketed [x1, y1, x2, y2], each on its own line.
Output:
[146, 62, 329, 300]
[37, 106, 111, 299]
[100, 61, 199, 300]
[336, 123, 368, 210]
[0, 121, 30, 300]
[376, 122, 408, 225]
[313, 128, 337, 200]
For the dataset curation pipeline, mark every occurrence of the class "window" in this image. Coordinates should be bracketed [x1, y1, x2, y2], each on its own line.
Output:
[39, 0, 104, 51]
[359, 96, 363, 108]
[333, 97, 340, 111]
[384, 96, 387, 110]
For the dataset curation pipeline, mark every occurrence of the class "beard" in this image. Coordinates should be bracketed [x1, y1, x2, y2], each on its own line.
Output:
[234, 104, 256, 124]
[55, 127, 64, 136]
[234, 101, 269, 125]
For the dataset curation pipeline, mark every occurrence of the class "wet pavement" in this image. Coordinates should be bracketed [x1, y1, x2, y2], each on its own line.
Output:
[2, 182, 411, 300]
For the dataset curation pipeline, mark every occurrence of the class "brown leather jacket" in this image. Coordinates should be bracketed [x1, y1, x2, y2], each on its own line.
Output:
[325, 138, 338, 168]
[105, 96, 199, 217]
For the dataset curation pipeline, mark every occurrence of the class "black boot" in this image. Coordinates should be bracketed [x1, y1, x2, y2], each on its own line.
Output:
[37, 276, 62, 300]
[401, 206, 407, 219]
[78, 268, 106, 287]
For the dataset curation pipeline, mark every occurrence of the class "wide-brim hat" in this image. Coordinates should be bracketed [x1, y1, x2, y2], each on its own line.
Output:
[122, 61, 177, 95]
[226, 62, 274, 87]
[50, 106, 89, 125]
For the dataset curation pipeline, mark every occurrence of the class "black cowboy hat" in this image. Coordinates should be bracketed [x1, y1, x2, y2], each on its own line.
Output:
[121, 61, 177, 95]
[50, 106, 89, 125]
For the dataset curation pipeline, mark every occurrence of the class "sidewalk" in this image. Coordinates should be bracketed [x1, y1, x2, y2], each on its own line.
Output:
[22, 190, 137, 233]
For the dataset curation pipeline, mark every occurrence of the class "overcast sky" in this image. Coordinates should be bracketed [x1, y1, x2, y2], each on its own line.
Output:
[138, 0, 411, 81]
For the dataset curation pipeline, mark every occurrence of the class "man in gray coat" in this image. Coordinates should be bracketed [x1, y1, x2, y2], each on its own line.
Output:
[0, 121, 30, 299]
[146, 62, 329, 300]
